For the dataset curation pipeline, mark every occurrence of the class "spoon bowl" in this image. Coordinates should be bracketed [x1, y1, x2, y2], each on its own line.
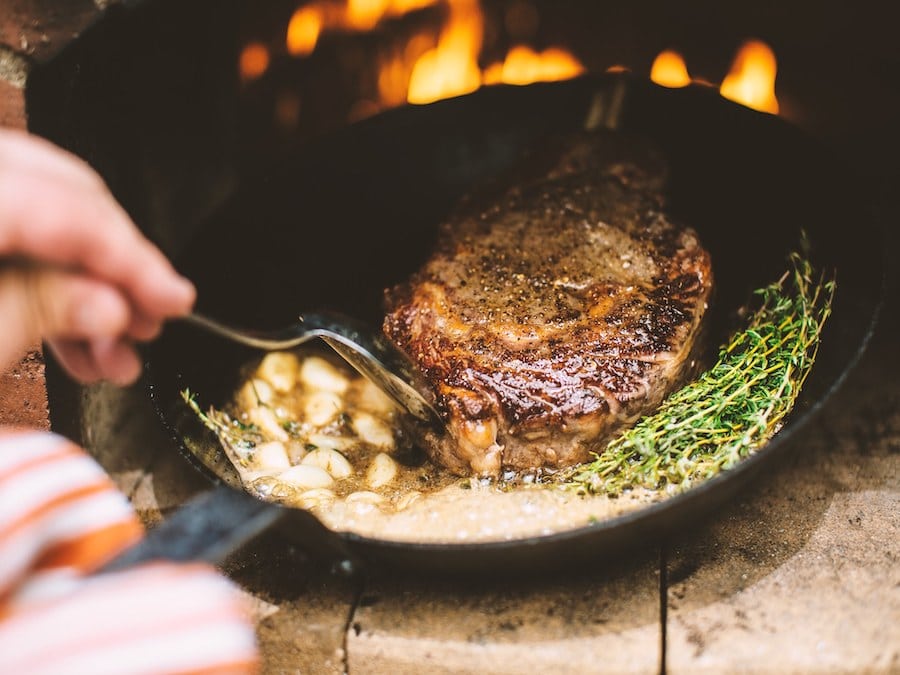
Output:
[182, 312, 443, 429]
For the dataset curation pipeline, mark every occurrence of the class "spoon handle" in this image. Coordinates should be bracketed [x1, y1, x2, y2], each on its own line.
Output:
[181, 312, 314, 350]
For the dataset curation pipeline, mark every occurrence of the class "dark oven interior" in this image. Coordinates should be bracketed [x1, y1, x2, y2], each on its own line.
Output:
[21, 0, 898, 446]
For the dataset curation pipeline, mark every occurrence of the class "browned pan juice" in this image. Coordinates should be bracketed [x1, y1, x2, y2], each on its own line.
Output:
[201, 347, 655, 543]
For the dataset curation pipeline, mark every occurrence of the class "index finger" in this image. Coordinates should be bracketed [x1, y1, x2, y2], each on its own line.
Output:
[0, 133, 195, 319]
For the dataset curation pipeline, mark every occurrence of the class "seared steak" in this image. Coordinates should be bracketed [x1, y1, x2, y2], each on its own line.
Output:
[384, 131, 713, 477]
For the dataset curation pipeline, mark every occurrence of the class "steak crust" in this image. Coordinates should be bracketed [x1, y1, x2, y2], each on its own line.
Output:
[384, 131, 713, 477]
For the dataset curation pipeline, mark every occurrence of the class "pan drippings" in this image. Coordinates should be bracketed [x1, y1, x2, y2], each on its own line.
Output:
[196, 348, 655, 543]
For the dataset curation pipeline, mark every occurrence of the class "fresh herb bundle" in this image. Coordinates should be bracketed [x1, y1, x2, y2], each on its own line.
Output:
[565, 250, 835, 497]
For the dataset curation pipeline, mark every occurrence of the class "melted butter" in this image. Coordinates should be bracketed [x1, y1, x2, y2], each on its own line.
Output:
[315, 480, 657, 543]
[206, 347, 657, 543]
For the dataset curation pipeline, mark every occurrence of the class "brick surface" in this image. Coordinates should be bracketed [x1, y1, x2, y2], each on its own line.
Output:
[665, 314, 900, 673]
[224, 536, 358, 675]
[0, 78, 26, 128]
[668, 489, 899, 673]
[0, 0, 104, 64]
[0, 0, 96, 433]
[79, 381, 204, 512]
[0, 40, 41, 431]
[347, 557, 662, 675]
[0, 349, 49, 429]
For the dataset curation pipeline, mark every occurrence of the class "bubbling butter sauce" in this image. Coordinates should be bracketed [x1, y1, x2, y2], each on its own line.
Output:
[198, 348, 655, 544]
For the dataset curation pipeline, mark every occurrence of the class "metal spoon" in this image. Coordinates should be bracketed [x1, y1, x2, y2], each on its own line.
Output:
[182, 312, 443, 429]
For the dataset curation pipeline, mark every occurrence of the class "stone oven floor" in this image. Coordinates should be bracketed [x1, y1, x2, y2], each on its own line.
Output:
[81, 308, 899, 674]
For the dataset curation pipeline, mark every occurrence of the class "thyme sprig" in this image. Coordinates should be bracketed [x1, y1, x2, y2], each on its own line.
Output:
[180, 388, 262, 450]
[565, 251, 835, 497]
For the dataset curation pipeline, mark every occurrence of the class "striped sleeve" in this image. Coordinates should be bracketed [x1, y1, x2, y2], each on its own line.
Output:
[0, 430, 259, 674]
[0, 430, 142, 599]
[0, 562, 259, 675]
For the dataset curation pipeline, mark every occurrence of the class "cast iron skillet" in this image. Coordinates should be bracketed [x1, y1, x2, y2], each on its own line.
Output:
[134, 74, 883, 577]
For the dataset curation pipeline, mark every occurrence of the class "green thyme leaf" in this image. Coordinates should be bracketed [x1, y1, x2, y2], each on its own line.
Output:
[180, 388, 262, 449]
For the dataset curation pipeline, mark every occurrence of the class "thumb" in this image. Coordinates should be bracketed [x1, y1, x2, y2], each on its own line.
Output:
[0, 263, 132, 369]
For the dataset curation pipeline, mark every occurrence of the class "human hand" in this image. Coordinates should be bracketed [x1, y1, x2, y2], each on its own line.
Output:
[0, 129, 195, 384]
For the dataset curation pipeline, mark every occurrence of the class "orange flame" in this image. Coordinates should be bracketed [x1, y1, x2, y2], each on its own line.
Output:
[407, 0, 483, 104]
[287, 6, 323, 56]
[406, 1, 584, 105]
[277, 1, 584, 111]
[274, 4, 783, 122]
[239, 42, 270, 81]
[650, 50, 690, 88]
[378, 34, 435, 107]
[385, 0, 437, 17]
[720, 40, 779, 114]
[339, 0, 440, 32]
[482, 45, 584, 86]
[345, 0, 390, 30]
[286, 0, 439, 47]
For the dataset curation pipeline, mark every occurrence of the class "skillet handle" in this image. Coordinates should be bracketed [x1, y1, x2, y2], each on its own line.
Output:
[97, 485, 285, 574]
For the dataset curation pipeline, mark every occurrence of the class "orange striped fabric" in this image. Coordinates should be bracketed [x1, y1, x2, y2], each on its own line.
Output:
[0, 430, 259, 674]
